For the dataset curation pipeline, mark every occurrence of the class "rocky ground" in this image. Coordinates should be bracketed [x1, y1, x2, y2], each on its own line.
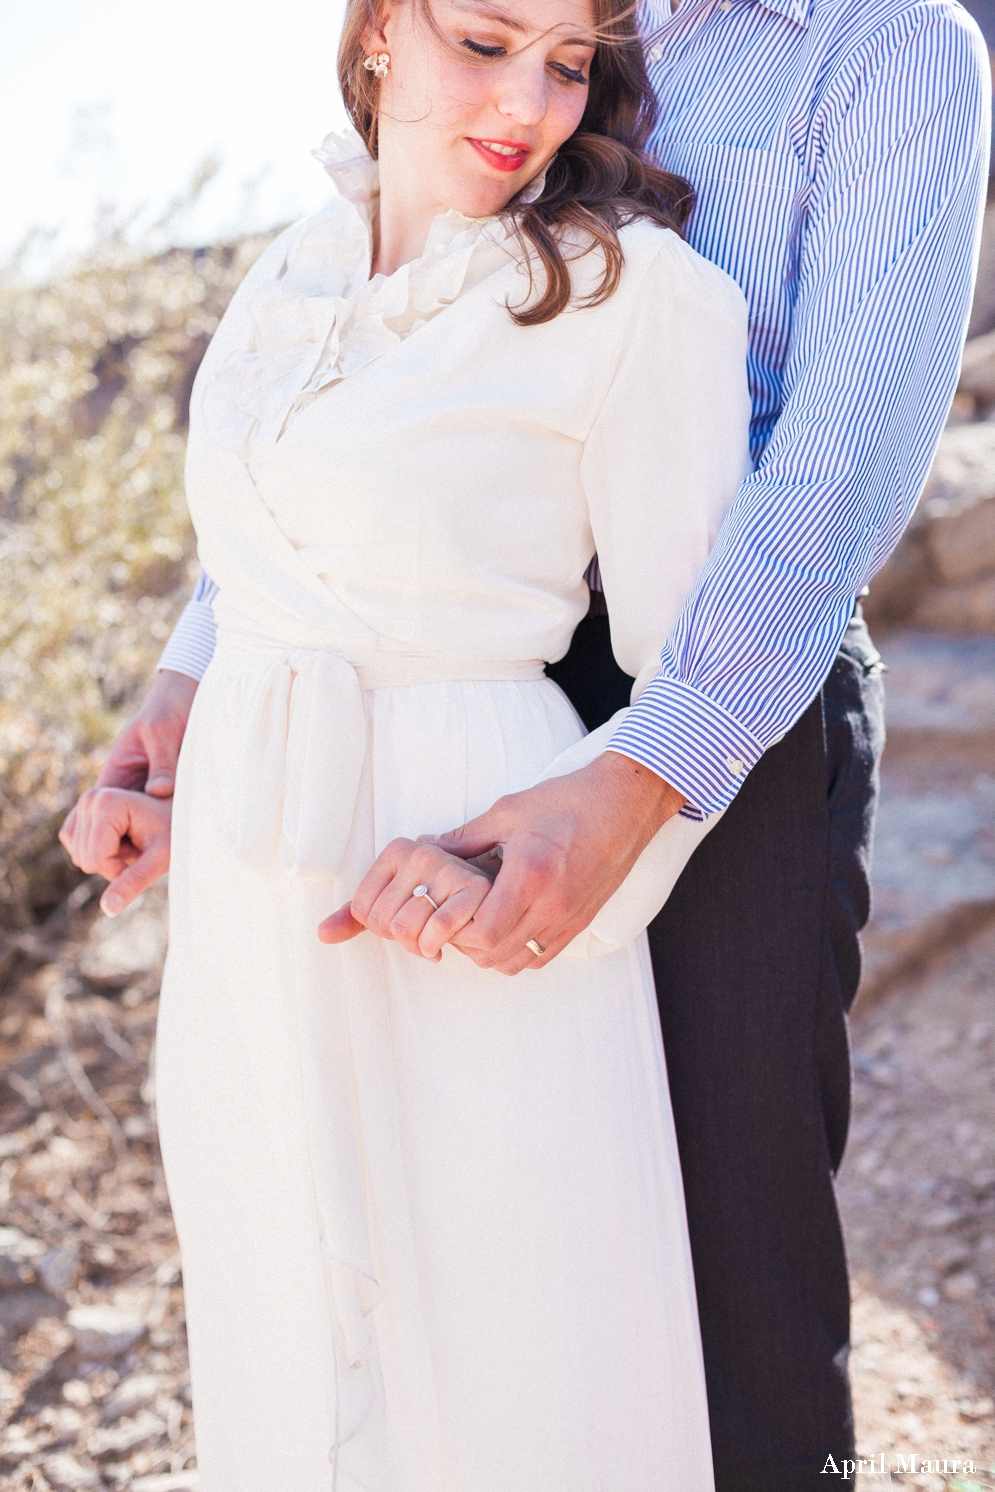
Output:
[0, 629, 992, 1491]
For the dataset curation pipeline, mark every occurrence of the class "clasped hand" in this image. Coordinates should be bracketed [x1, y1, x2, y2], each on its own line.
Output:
[320, 753, 684, 975]
[62, 670, 683, 971]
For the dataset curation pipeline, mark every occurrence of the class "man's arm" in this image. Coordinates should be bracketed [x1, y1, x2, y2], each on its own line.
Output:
[610, 7, 991, 812]
[436, 9, 990, 970]
[157, 568, 219, 683]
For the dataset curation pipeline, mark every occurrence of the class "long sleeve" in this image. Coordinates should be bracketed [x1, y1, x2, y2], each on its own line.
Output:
[158, 568, 220, 680]
[611, 8, 991, 814]
[536, 233, 752, 957]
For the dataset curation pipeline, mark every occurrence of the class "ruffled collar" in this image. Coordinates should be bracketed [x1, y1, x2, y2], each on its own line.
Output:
[201, 129, 543, 459]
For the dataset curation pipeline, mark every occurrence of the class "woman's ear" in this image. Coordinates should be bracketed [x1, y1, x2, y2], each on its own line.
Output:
[360, 9, 390, 55]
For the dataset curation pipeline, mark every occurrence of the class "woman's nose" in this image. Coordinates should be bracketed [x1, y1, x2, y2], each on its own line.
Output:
[495, 59, 549, 127]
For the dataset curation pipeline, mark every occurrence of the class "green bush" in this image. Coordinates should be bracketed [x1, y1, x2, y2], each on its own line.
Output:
[0, 235, 270, 927]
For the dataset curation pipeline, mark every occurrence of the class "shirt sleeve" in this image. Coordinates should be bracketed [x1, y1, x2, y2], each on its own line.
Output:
[157, 568, 220, 681]
[610, 8, 991, 815]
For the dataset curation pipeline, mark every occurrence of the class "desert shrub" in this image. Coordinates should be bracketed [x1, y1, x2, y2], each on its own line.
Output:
[0, 235, 271, 928]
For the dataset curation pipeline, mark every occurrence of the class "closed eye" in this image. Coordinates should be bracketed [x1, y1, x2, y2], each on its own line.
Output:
[550, 61, 587, 83]
[461, 36, 507, 56]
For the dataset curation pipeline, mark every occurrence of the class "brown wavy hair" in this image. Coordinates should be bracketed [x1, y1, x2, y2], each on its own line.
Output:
[337, 0, 693, 325]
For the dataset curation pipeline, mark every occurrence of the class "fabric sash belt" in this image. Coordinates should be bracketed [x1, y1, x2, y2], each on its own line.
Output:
[216, 630, 545, 879]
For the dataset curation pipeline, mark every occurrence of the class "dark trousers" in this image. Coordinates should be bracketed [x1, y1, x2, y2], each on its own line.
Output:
[547, 610, 886, 1490]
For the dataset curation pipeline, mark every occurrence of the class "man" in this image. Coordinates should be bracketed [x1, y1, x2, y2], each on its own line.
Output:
[65, 0, 988, 1484]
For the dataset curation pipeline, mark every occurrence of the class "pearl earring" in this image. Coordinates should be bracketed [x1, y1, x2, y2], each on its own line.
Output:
[363, 52, 390, 79]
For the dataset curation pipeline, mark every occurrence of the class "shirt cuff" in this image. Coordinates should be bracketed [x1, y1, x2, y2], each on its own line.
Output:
[157, 597, 217, 682]
[607, 673, 763, 818]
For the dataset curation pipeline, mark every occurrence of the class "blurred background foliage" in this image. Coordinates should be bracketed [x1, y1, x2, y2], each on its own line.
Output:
[0, 235, 270, 931]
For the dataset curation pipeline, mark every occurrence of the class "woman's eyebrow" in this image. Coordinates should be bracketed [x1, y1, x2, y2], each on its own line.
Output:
[451, 0, 596, 44]
[450, 0, 531, 33]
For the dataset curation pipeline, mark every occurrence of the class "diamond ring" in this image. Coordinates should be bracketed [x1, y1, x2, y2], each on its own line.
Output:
[412, 884, 440, 912]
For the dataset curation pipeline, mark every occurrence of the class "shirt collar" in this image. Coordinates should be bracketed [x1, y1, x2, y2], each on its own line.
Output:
[646, 0, 810, 29]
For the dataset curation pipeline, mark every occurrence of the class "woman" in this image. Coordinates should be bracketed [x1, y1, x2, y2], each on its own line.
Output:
[63, 0, 750, 1481]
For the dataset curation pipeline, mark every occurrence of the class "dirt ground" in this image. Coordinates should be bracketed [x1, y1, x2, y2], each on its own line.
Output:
[841, 919, 995, 1489]
[0, 881, 993, 1489]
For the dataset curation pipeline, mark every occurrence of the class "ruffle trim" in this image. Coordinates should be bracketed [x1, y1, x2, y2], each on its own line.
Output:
[202, 128, 544, 457]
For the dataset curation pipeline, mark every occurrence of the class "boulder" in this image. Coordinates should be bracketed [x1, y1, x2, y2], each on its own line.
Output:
[957, 327, 995, 412]
[865, 420, 995, 631]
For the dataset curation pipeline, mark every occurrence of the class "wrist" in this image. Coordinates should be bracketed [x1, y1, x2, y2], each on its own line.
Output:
[596, 749, 685, 839]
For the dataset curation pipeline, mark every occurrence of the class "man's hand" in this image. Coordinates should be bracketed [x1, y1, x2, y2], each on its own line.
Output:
[59, 788, 173, 917]
[59, 669, 197, 915]
[91, 668, 198, 796]
[431, 752, 685, 974]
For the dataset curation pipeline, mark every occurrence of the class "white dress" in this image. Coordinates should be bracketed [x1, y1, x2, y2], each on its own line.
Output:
[156, 131, 751, 1492]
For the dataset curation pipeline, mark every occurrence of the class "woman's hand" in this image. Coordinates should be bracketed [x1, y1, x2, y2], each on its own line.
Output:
[318, 839, 494, 962]
[59, 787, 173, 917]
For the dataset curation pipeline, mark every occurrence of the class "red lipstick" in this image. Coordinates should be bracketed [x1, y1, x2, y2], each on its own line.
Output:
[467, 137, 530, 172]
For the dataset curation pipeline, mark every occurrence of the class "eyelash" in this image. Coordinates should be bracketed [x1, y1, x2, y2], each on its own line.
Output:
[460, 36, 588, 83]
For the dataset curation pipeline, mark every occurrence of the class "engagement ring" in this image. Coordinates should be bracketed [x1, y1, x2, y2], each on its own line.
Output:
[412, 884, 440, 912]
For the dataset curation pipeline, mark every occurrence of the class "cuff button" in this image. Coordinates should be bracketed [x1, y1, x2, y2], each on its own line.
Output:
[725, 756, 745, 777]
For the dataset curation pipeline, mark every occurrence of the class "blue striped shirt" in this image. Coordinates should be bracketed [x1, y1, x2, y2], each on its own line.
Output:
[160, 0, 990, 815]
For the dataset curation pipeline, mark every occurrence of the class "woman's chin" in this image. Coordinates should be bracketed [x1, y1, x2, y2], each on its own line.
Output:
[447, 177, 527, 219]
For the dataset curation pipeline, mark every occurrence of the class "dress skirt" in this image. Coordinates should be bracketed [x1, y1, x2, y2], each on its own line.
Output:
[156, 654, 714, 1492]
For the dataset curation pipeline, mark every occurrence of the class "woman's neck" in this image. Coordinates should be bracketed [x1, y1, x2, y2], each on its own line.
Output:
[371, 150, 449, 278]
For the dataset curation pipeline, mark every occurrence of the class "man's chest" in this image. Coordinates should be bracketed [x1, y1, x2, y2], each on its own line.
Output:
[640, 0, 816, 294]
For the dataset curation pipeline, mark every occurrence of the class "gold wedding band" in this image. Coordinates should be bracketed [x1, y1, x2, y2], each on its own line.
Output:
[525, 939, 546, 957]
[412, 884, 440, 912]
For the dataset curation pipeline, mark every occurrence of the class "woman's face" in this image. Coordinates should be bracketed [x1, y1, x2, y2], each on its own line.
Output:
[371, 0, 597, 220]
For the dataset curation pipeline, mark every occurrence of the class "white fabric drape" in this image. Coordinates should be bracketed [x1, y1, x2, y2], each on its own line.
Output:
[156, 138, 751, 1491]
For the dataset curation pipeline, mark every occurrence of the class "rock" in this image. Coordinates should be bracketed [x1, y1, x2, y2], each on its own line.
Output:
[966, 200, 995, 340]
[77, 882, 168, 987]
[100, 1372, 160, 1422]
[87, 1407, 166, 1459]
[959, 1394, 995, 1421]
[911, 573, 995, 631]
[864, 421, 995, 630]
[41, 1453, 100, 1490]
[923, 1205, 972, 1233]
[941, 1269, 979, 1301]
[38, 1406, 84, 1447]
[38, 1244, 80, 1295]
[857, 632, 995, 1003]
[0, 1227, 46, 1289]
[0, 1285, 67, 1336]
[67, 1304, 147, 1360]
[957, 327, 995, 410]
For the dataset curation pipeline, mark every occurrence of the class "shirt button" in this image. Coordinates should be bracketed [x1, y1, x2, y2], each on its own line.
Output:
[647, 43, 663, 62]
[725, 756, 745, 777]
[719, 0, 732, 8]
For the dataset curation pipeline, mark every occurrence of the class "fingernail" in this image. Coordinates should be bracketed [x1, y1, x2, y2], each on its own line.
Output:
[101, 893, 123, 917]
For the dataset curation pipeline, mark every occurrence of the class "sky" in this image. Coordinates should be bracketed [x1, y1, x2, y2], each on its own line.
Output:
[0, 0, 352, 276]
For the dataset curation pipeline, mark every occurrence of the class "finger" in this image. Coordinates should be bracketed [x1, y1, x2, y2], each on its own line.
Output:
[100, 840, 169, 916]
[430, 805, 508, 861]
[67, 791, 130, 877]
[95, 724, 152, 791]
[350, 840, 418, 927]
[386, 895, 437, 957]
[418, 881, 491, 960]
[144, 725, 181, 797]
[363, 876, 425, 941]
[317, 905, 366, 944]
[58, 806, 78, 855]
